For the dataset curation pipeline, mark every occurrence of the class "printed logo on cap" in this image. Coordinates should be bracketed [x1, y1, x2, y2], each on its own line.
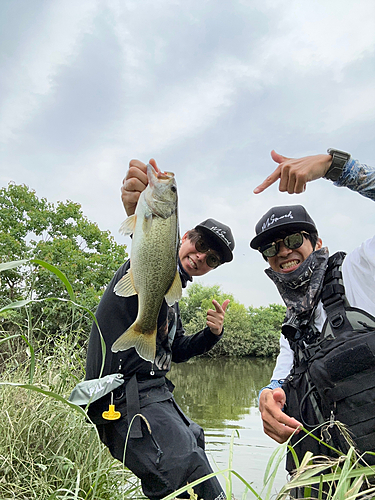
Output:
[261, 210, 293, 232]
[210, 226, 232, 247]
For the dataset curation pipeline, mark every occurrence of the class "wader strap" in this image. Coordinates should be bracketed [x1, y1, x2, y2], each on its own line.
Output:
[322, 252, 352, 335]
[126, 374, 142, 438]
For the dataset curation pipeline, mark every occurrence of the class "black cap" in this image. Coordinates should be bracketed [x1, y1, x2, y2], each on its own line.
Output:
[250, 205, 317, 250]
[195, 218, 235, 263]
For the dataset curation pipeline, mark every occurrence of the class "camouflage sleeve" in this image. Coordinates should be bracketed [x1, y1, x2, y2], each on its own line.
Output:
[334, 158, 375, 201]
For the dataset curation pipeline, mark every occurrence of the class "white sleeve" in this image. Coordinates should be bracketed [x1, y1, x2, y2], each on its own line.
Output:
[342, 235, 375, 315]
[271, 333, 294, 381]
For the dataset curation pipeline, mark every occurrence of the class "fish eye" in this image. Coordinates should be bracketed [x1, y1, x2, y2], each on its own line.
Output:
[171, 186, 176, 193]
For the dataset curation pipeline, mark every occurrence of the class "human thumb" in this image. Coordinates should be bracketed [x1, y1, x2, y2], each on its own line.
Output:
[149, 158, 161, 173]
[273, 388, 286, 410]
[222, 299, 230, 312]
[270, 150, 289, 165]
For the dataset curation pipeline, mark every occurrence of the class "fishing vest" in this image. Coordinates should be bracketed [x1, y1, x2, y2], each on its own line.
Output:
[282, 251, 375, 471]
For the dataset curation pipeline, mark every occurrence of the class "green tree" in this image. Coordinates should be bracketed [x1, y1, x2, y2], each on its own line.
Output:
[247, 303, 286, 357]
[210, 300, 254, 357]
[0, 183, 127, 339]
[179, 283, 232, 324]
[179, 283, 285, 357]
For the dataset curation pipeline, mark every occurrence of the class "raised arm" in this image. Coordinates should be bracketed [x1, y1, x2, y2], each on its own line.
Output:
[336, 158, 375, 201]
[254, 150, 332, 194]
[254, 149, 375, 201]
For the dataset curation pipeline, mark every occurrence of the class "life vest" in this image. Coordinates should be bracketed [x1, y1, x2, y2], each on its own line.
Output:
[282, 251, 375, 472]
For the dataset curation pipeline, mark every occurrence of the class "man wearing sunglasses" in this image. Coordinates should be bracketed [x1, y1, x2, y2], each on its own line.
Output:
[251, 149, 375, 497]
[85, 159, 234, 500]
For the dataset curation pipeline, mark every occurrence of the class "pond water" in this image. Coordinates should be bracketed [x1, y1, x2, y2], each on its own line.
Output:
[168, 357, 288, 498]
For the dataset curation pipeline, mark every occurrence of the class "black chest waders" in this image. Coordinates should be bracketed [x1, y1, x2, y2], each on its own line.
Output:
[282, 252, 375, 473]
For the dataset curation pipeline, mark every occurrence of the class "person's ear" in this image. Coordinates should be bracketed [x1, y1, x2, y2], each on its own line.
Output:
[315, 238, 323, 250]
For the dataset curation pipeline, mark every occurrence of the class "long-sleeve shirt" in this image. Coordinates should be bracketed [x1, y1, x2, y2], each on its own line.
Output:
[85, 259, 221, 382]
[263, 158, 375, 392]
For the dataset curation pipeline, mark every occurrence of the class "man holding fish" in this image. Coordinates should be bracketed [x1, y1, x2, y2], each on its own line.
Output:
[85, 159, 235, 500]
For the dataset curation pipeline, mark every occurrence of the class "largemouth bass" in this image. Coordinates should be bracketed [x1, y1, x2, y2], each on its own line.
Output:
[111, 163, 182, 362]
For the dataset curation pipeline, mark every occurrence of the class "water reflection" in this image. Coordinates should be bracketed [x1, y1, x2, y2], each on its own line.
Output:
[169, 356, 273, 426]
[168, 357, 287, 496]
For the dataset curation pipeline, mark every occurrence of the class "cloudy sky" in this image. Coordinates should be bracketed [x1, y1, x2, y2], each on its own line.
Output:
[1, 0, 374, 308]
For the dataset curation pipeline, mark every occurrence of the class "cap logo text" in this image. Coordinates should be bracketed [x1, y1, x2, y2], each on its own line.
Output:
[262, 211, 293, 231]
[210, 226, 232, 247]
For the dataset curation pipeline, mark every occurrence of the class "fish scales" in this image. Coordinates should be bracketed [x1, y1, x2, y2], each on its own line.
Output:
[131, 204, 179, 331]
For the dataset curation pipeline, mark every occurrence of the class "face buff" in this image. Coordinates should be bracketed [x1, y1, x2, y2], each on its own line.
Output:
[265, 247, 329, 320]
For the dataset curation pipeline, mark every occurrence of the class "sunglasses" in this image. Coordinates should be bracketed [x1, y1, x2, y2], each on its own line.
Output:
[195, 238, 222, 268]
[259, 231, 309, 259]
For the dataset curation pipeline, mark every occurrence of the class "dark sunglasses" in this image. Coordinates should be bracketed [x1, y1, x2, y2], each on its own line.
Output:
[195, 238, 222, 268]
[259, 231, 309, 259]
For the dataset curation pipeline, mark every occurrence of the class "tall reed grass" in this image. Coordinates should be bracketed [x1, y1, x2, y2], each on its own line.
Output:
[0, 378, 141, 499]
[1, 259, 375, 499]
[0, 259, 142, 499]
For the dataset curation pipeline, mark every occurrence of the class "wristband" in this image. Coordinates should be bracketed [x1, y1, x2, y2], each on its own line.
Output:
[324, 149, 351, 181]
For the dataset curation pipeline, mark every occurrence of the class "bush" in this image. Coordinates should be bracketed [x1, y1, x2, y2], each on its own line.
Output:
[180, 283, 285, 357]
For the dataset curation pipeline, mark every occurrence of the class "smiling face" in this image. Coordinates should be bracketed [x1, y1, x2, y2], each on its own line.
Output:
[267, 232, 322, 273]
[178, 232, 219, 277]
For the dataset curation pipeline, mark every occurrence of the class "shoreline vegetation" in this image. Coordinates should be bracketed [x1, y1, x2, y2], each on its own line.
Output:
[0, 183, 283, 360]
[180, 282, 284, 358]
[0, 256, 283, 498]
[1, 259, 375, 498]
[1, 186, 375, 498]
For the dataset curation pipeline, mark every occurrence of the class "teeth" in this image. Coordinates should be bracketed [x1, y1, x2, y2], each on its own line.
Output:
[281, 260, 299, 270]
[188, 256, 197, 269]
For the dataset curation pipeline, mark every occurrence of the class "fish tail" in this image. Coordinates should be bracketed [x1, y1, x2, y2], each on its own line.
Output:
[111, 323, 157, 363]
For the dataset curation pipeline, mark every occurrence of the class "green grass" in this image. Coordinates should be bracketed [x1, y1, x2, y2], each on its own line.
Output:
[1, 258, 375, 500]
[0, 356, 142, 500]
[0, 259, 143, 500]
[159, 429, 375, 500]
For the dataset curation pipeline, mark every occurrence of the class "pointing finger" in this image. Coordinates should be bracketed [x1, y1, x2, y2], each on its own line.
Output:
[253, 165, 282, 194]
[211, 299, 222, 313]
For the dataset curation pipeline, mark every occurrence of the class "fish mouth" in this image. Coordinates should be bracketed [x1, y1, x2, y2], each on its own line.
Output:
[280, 259, 300, 271]
[157, 170, 174, 180]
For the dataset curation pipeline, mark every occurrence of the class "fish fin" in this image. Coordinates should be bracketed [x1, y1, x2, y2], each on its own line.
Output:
[114, 270, 137, 297]
[119, 215, 137, 236]
[142, 211, 153, 234]
[165, 270, 182, 306]
[111, 325, 156, 362]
